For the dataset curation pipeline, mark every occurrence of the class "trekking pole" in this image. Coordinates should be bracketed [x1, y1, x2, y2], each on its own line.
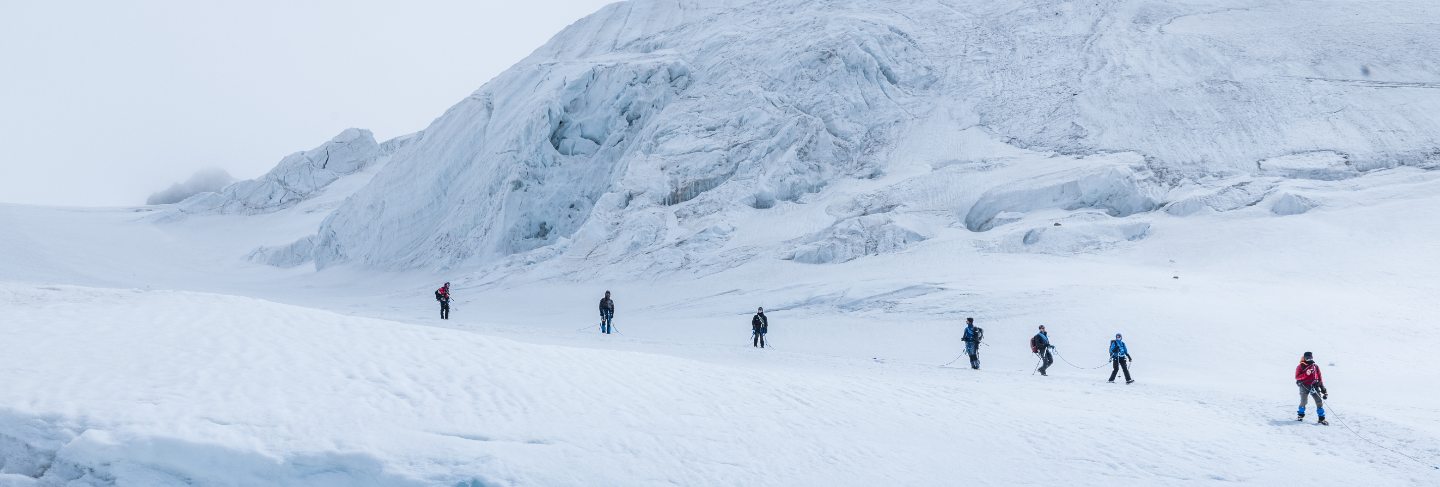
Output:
[750, 333, 773, 349]
[576, 323, 599, 332]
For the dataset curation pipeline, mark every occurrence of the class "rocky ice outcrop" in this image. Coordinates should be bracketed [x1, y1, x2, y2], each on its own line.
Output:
[981, 220, 1152, 255]
[1258, 152, 1359, 181]
[246, 236, 318, 268]
[785, 215, 926, 264]
[170, 129, 417, 216]
[244, 0, 1438, 273]
[964, 164, 1163, 232]
[1270, 192, 1320, 216]
[1163, 180, 1275, 216]
[146, 168, 236, 205]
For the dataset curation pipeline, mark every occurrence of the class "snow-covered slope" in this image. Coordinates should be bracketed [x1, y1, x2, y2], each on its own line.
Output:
[2, 158, 1439, 485]
[279, 0, 1440, 274]
[1, 277, 1436, 486]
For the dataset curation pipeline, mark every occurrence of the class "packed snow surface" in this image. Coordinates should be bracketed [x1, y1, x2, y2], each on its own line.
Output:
[4, 0, 1440, 485]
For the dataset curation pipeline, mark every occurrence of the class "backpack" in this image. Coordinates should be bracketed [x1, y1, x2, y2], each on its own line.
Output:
[434, 290, 443, 302]
[974, 328, 984, 344]
[1030, 335, 1041, 353]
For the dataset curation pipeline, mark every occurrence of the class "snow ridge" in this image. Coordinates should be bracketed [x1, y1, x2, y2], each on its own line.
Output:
[161, 129, 418, 218]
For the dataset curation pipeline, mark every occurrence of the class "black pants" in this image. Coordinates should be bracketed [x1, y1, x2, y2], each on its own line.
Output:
[601, 312, 613, 334]
[753, 331, 766, 348]
[1037, 350, 1053, 374]
[1109, 358, 1131, 382]
[965, 342, 979, 369]
[440, 301, 449, 320]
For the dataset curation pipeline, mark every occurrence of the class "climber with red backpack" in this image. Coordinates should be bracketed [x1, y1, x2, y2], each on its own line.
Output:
[1031, 325, 1055, 376]
[435, 282, 451, 320]
[1296, 351, 1328, 425]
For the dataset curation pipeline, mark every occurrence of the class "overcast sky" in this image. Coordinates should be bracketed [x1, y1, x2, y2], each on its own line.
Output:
[0, 0, 615, 207]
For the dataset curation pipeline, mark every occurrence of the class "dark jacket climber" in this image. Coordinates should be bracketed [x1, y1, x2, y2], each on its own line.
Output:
[599, 291, 615, 334]
[961, 318, 983, 369]
[752, 307, 768, 348]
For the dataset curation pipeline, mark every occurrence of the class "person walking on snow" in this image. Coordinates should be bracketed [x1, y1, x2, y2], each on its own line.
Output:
[1108, 333, 1134, 384]
[961, 317, 984, 369]
[752, 307, 769, 348]
[599, 291, 615, 334]
[1296, 351, 1329, 425]
[434, 282, 451, 320]
[1031, 325, 1055, 375]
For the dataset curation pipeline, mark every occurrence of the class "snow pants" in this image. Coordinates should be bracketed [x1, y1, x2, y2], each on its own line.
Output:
[965, 342, 979, 369]
[1298, 384, 1324, 417]
[1037, 349, 1054, 374]
[1109, 358, 1131, 382]
[753, 330, 766, 348]
[440, 301, 449, 320]
[601, 311, 613, 334]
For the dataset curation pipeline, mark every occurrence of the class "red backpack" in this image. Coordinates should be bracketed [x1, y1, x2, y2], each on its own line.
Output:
[1030, 335, 1042, 353]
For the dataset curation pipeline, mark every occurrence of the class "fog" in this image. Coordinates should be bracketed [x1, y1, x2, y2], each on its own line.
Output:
[0, 0, 615, 207]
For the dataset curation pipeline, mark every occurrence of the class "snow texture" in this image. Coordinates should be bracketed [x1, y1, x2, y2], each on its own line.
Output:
[144, 168, 235, 205]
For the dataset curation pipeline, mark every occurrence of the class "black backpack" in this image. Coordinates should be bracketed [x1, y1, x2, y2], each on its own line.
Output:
[1030, 335, 1041, 353]
[974, 328, 984, 344]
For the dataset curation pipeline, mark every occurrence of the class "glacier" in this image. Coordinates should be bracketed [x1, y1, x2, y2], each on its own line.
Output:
[234, 0, 1440, 276]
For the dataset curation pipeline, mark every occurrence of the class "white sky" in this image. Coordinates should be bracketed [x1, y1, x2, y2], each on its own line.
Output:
[0, 0, 616, 206]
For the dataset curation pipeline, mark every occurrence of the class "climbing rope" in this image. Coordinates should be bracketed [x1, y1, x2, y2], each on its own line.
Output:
[1054, 349, 1111, 370]
[1326, 403, 1440, 470]
[939, 352, 967, 367]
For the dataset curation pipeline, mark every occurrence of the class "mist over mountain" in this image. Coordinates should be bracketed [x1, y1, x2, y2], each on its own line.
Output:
[145, 168, 236, 205]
